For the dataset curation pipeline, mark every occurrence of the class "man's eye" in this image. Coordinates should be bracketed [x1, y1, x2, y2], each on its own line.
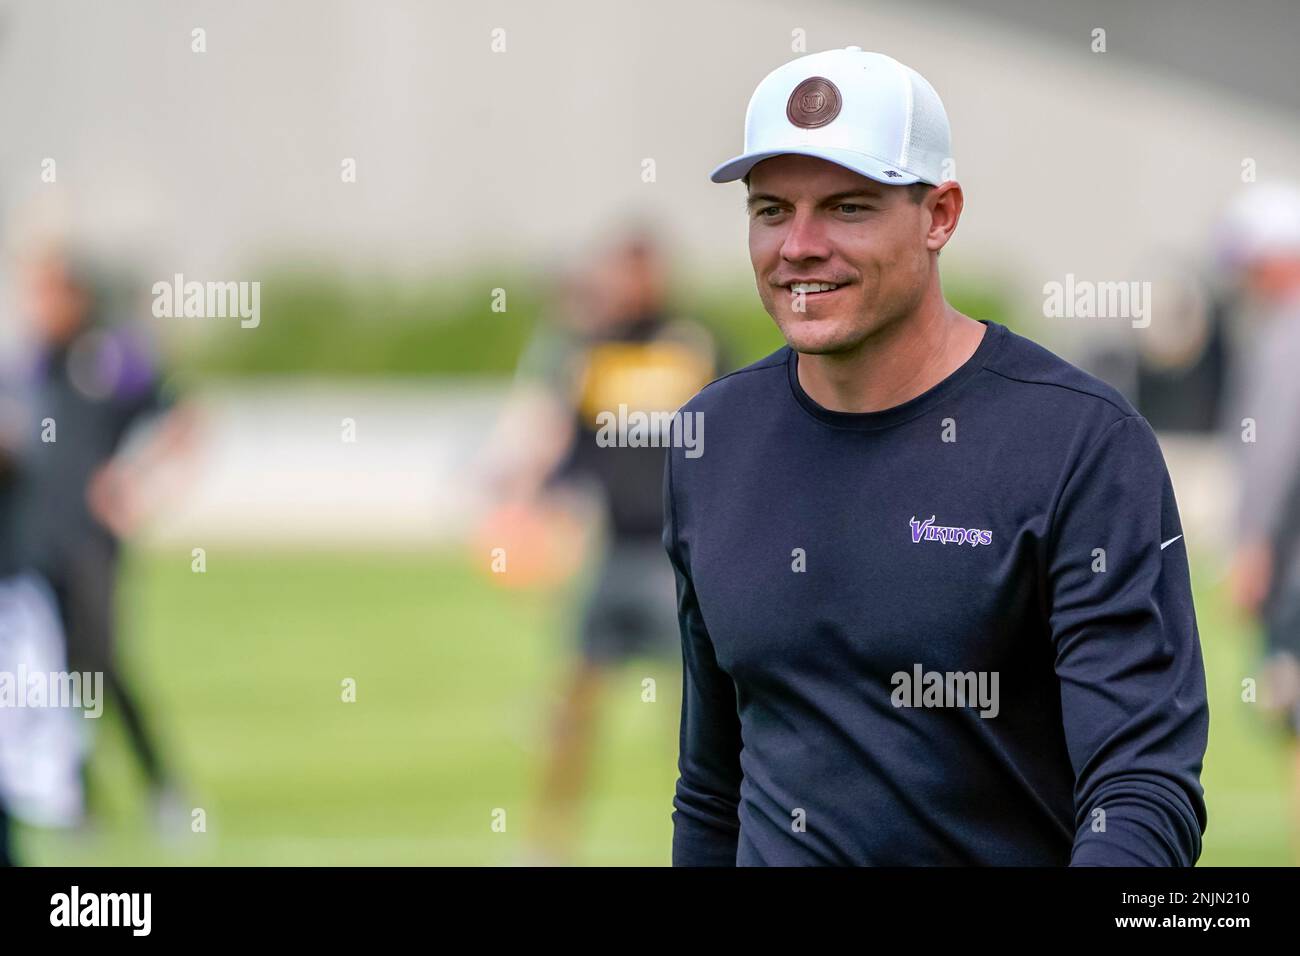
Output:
[838, 203, 867, 214]
[757, 206, 782, 218]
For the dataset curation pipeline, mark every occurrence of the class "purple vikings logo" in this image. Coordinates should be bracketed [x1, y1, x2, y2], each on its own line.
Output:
[909, 515, 993, 547]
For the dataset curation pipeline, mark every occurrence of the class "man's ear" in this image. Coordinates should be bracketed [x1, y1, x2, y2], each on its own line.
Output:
[925, 181, 963, 254]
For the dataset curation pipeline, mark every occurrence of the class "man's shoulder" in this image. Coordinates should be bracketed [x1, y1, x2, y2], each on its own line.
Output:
[984, 321, 1139, 429]
[678, 345, 790, 415]
[675, 323, 1146, 435]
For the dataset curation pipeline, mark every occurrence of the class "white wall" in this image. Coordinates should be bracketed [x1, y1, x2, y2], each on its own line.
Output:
[2, 0, 1296, 335]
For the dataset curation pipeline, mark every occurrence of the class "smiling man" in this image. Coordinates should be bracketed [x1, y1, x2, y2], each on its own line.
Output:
[663, 47, 1210, 866]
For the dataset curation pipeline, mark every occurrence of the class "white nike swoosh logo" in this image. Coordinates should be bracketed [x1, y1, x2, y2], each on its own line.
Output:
[1160, 535, 1183, 550]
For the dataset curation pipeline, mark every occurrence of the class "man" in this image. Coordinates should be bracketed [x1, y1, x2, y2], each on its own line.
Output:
[15, 246, 193, 830]
[0, 370, 86, 862]
[484, 230, 717, 862]
[664, 47, 1209, 866]
[1218, 182, 1300, 860]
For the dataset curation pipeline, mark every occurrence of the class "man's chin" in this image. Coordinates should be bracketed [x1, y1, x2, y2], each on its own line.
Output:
[777, 317, 866, 355]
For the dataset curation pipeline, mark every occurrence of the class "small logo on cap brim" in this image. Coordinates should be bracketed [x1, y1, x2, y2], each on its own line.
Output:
[787, 76, 841, 129]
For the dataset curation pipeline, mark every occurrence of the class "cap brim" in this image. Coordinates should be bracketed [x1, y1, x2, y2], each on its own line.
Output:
[709, 146, 924, 186]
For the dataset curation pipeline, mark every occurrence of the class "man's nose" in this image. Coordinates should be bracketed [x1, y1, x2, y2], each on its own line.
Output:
[780, 207, 831, 262]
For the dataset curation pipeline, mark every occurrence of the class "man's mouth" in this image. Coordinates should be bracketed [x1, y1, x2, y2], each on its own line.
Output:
[783, 280, 848, 302]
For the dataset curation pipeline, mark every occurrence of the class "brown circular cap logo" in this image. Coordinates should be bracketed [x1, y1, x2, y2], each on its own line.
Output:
[786, 76, 841, 128]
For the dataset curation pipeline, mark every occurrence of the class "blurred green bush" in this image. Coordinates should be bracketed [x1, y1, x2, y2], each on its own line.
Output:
[174, 263, 1017, 379]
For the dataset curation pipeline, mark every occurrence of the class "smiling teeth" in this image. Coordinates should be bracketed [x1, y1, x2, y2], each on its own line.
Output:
[790, 282, 838, 294]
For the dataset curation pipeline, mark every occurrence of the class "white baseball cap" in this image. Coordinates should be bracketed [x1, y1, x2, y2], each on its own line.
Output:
[1214, 182, 1300, 268]
[710, 47, 952, 187]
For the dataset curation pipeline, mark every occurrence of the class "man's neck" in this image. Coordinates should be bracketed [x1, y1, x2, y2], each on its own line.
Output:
[795, 294, 987, 414]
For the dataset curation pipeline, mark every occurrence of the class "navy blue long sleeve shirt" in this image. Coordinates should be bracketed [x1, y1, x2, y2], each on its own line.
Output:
[663, 319, 1209, 866]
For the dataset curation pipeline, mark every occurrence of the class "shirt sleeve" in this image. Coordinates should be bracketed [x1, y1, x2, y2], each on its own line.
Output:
[1045, 414, 1210, 866]
[664, 449, 744, 866]
[1271, 468, 1300, 573]
[1225, 313, 1300, 547]
[108, 331, 177, 449]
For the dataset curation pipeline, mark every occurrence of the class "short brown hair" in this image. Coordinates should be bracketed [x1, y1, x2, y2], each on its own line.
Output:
[906, 182, 933, 204]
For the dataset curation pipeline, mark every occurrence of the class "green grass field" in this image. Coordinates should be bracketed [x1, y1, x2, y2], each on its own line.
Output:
[13, 547, 1296, 866]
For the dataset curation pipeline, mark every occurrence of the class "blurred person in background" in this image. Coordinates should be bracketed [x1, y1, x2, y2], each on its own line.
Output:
[482, 228, 719, 864]
[1218, 182, 1300, 862]
[0, 367, 86, 865]
[13, 244, 196, 835]
[1131, 268, 1231, 434]
[0, 325, 25, 866]
[1085, 264, 1231, 435]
